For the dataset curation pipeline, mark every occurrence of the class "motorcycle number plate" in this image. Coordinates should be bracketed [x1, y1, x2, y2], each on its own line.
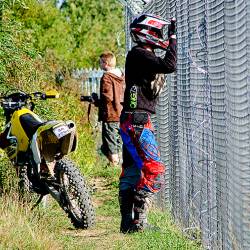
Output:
[53, 125, 70, 139]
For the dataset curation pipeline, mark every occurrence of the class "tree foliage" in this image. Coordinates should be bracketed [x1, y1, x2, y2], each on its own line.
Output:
[60, 0, 125, 67]
[0, 1, 40, 86]
[8, 0, 125, 69]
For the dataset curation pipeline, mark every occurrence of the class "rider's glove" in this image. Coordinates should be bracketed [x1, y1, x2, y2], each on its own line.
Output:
[168, 18, 176, 40]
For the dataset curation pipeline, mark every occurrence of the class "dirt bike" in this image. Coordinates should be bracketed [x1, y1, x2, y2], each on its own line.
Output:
[0, 89, 95, 229]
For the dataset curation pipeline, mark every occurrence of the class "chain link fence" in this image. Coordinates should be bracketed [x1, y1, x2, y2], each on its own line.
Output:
[118, 0, 250, 249]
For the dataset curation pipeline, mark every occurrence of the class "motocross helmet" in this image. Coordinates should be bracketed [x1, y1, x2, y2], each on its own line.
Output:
[130, 14, 169, 50]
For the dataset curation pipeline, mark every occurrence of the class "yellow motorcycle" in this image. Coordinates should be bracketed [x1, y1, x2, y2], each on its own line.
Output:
[0, 90, 94, 229]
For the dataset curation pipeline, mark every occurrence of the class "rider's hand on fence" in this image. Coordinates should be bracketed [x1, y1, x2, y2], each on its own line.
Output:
[168, 18, 176, 40]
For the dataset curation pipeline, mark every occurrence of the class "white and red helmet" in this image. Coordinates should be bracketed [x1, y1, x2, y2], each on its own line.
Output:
[130, 14, 170, 50]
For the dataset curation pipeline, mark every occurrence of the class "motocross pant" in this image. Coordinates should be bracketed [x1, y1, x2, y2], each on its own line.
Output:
[119, 111, 165, 232]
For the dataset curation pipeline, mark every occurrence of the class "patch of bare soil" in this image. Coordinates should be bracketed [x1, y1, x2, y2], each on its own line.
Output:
[90, 177, 112, 207]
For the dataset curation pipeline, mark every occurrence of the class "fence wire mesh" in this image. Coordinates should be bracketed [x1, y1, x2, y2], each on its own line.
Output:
[119, 0, 250, 249]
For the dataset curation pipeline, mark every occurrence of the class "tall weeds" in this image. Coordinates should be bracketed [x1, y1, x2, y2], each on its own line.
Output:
[0, 193, 62, 249]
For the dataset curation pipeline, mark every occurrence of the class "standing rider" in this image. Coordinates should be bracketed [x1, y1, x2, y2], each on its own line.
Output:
[119, 14, 177, 233]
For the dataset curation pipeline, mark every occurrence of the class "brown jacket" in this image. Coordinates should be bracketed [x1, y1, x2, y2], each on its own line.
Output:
[98, 71, 125, 122]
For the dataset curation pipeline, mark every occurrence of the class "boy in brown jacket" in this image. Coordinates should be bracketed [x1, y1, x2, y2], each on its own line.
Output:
[98, 52, 125, 165]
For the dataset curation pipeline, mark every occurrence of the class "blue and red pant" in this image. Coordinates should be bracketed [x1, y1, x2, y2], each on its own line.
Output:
[119, 111, 165, 194]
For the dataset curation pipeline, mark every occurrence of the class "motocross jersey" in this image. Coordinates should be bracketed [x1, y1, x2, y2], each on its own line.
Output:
[123, 40, 177, 114]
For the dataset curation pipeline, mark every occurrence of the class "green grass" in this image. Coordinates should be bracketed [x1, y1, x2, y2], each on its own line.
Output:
[0, 164, 201, 250]
[90, 173, 201, 250]
[0, 84, 201, 249]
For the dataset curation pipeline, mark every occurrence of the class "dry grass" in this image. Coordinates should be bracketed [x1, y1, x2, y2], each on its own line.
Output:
[0, 193, 62, 250]
[0, 175, 201, 250]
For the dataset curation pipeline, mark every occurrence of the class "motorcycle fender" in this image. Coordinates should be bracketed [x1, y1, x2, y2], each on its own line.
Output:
[33, 120, 77, 162]
[36, 121, 62, 134]
[35, 121, 63, 162]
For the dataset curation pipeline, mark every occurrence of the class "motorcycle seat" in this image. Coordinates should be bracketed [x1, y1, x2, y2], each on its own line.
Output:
[20, 113, 44, 139]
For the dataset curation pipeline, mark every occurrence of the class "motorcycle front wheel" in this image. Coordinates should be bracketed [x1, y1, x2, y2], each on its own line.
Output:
[54, 159, 95, 229]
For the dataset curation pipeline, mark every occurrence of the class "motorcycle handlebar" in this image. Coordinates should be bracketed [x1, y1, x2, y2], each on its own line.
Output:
[45, 93, 59, 99]
[0, 90, 60, 110]
[43, 90, 60, 99]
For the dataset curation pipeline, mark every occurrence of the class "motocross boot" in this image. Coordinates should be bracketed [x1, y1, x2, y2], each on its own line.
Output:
[132, 190, 160, 232]
[119, 189, 134, 233]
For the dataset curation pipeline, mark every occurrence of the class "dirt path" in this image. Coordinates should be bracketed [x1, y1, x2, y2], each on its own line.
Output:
[62, 177, 125, 249]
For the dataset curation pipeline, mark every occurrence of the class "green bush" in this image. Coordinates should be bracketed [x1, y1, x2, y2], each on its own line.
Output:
[0, 0, 109, 192]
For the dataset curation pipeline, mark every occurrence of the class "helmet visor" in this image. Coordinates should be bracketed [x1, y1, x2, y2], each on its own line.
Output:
[136, 24, 165, 39]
